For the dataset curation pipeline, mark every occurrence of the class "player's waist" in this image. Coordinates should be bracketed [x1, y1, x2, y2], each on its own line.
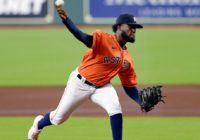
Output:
[76, 73, 101, 89]
[78, 66, 120, 86]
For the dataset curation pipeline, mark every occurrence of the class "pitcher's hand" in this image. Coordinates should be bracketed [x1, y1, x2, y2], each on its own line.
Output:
[56, 5, 68, 21]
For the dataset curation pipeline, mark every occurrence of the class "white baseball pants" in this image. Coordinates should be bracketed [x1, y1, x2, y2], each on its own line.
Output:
[49, 69, 122, 125]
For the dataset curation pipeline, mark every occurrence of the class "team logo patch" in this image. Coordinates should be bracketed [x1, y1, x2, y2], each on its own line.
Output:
[133, 17, 137, 22]
[120, 59, 130, 71]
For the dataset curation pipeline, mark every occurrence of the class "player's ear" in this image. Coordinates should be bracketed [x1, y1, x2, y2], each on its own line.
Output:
[117, 24, 122, 31]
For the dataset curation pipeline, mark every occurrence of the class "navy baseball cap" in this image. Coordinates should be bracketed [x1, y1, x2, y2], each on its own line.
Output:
[112, 13, 143, 32]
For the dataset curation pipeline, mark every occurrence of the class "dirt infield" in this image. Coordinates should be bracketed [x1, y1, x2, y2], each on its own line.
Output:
[0, 85, 200, 117]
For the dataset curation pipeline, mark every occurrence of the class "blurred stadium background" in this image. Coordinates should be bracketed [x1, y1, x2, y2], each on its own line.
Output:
[1, 0, 200, 117]
[1, 0, 200, 25]
[0, 0, 200, 139]
[0, 0, 199, 85]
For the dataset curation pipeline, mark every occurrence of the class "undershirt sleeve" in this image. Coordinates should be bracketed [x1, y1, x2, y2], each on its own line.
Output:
[62, 18, 93, 48]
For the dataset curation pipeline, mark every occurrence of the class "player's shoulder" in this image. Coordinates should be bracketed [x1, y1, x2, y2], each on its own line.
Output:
[93, 29, 110, 37]
[94, 29, 105, 34]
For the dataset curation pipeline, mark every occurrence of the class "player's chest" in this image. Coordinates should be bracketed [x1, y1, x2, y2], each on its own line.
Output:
[100, 45, 130, 67]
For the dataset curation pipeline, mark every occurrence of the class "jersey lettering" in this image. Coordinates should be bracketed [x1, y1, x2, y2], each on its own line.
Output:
[121, 59, 130, 71]
[104, 56, 121, 64]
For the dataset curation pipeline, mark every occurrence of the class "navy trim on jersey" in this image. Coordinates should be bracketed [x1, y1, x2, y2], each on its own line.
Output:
[62, 18, 93, 48]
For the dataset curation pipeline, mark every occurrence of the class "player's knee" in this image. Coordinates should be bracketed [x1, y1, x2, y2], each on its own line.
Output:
[106, 102, 122, 116]
[108, 108, 122, 116]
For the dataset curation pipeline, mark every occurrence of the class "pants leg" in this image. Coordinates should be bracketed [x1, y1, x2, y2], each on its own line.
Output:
[90, 83, 122, 116]
[50, 70, 95, 125]
[90, 83, 123, 140]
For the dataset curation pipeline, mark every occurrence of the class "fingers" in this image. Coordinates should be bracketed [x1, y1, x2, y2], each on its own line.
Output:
[55, 5, 68, 20]
[57, 9, 65, 15]
[56, 5, 63, 10]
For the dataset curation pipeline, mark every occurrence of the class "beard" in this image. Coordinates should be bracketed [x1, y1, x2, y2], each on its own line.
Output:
[121, 31, 135, 43]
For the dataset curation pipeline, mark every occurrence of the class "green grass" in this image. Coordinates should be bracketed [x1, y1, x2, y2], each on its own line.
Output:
[0, 27, 199, 86]
[0, 117, 200, 140]
[133, 28, 200, 85]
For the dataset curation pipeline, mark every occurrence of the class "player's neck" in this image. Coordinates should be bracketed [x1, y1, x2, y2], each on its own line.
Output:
[115, 34, 127, 50]
[119, 42, 126, 50]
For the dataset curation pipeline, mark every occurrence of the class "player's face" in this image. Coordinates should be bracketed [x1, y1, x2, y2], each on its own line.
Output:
[120, 24, 136, 43]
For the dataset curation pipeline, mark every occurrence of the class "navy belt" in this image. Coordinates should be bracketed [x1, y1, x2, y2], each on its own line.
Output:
[77, 74, 101, 88]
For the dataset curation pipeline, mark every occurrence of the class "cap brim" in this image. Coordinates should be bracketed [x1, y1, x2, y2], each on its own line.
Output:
[112, 23, 143, 32]
[129, 23, 143, 28]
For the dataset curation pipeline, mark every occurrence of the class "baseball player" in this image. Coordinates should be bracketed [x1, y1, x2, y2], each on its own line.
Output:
[28, 2, 164, 140]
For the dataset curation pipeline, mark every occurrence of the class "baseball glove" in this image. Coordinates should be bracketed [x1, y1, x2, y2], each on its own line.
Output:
[139, 86, 165, 112]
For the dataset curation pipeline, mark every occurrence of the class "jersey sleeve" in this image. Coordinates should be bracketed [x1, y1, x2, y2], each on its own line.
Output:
[118, 58, 137, 87]
[91, 30, 103, 53]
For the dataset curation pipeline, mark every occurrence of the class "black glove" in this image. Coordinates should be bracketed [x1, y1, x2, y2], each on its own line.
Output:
[139, 86, 165, 112]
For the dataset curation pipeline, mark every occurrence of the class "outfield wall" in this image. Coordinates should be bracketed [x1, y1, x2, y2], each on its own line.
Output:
[0, 0, 200, 25]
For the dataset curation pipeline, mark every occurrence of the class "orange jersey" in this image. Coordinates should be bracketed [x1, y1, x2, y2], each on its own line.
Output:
[78, 30, 137, 87]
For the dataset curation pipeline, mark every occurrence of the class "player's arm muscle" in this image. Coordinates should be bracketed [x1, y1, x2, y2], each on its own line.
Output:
[63, 18, 93, 48]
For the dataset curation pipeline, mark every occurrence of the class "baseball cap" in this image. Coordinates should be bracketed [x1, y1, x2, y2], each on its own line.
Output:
[112, 13, 143, 32]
